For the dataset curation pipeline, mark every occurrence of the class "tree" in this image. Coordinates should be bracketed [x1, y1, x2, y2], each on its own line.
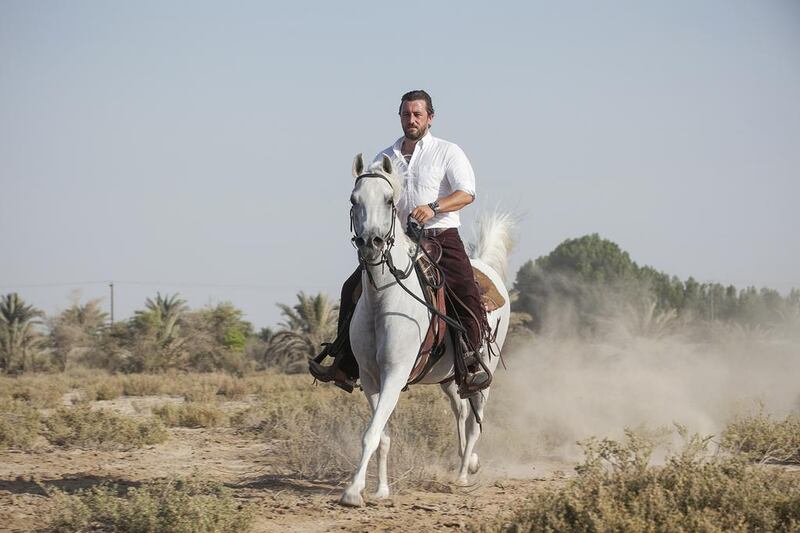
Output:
[0, 293, 45, 373]
[182, 302, 254, 373]
[265, 292, 338, 373]
[49, 298, 108, 371]
[126, 293, 189, 371]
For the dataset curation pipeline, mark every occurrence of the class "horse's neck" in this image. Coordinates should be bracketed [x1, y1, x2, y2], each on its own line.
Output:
[361, 225, 422, 307]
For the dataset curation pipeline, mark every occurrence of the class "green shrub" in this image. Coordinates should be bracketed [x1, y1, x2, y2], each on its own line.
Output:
[43, 406, 168, 449]
[0, 399, 41, 449]
[479, 428, 800, 532]
[721, 410, 800, 464]
[153, 402, 227, 428]
[48, 478, 253, 533]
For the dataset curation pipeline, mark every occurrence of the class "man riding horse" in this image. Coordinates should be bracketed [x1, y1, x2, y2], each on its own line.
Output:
[309, 89, 490, 397]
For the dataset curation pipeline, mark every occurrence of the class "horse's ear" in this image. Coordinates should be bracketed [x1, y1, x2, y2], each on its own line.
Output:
[380, 154, 394, 175]
[352, 153, 365, 178]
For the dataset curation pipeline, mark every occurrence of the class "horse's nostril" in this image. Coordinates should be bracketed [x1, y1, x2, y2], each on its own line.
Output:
[372, 236, 384, 248]
[354, 237, 365, 247]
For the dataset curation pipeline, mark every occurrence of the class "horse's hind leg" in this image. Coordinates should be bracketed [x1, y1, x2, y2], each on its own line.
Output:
[341, 372, 405, 507]
[441, 380, 468, 461]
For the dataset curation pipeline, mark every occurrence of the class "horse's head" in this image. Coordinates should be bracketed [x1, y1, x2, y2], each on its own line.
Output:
[350, 153, 402, 263]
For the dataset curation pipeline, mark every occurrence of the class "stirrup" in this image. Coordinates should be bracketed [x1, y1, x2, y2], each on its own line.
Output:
[308, 359, 356, 393]
[457, 349, 492, 398]
[458, 369, 491, 398]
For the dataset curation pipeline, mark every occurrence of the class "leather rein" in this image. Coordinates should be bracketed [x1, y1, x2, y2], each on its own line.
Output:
[350, 172, 467, 335]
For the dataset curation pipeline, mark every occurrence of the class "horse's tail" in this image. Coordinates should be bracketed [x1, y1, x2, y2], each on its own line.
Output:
[469, 211, 515, 282]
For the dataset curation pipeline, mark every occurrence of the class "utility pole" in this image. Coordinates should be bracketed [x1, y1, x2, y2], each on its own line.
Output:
[109, 282, 115, 325]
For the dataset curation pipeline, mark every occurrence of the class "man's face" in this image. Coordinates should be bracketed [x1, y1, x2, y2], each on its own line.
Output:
[399, 100, 433, 141]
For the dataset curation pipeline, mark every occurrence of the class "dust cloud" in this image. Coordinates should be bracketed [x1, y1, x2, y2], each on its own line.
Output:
[481, 303, 800, 474]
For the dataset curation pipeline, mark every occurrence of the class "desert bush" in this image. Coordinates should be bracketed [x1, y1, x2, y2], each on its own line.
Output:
[43, 406, 168, 449]
[89, 377, 124, 401]
[215, 375, 249, 400]
[0, 398, 41, 449]
[48, 478, 253, 533]
[7, 375, 68, 408]
[721, 409, 800, 464]
[232, 375, 457, 482]
[182, 382, 219, 403]
[479, 428, 800, 532]
[121, 373, 169, 396]
[153, 402, 227, 428]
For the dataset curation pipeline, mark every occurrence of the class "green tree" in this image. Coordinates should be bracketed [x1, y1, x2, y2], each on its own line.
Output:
[127, 293, 189, 371]
[183, 302, 254, 373]
[0, 293, 45, 373]
[265, 292, 338, 373]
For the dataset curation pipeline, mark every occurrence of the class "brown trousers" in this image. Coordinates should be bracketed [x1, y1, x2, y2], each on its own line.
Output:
[336, 228, 484, 378]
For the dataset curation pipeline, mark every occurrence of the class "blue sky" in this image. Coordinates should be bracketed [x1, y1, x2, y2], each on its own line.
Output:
[1, 1, 798, 328]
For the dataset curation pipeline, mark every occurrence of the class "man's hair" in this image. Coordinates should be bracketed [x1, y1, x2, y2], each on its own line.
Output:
[399, 90, 434, 116]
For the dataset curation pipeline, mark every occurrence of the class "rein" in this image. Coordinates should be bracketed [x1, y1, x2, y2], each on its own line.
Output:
[351, 172, 467, 335]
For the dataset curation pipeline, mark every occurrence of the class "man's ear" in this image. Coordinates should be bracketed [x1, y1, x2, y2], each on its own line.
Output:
[381, 154, 393, 175]
[352, 153, 365, 178]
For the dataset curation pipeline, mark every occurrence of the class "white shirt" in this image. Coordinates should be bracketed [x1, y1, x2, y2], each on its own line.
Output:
[375, 132, 476, 229]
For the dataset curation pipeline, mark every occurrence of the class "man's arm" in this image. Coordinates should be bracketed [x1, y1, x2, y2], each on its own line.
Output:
[410, 190, 474, 225]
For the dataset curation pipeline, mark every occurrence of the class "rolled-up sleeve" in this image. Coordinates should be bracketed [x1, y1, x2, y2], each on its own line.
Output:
[445, 144, 476, 197]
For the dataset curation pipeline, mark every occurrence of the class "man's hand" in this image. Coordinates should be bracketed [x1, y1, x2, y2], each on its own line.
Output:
[411, 204, 436, 225]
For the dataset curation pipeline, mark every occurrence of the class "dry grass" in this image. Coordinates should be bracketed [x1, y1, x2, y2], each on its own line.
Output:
[43, 406, 169, 449]
[153, 402, 228, 428]
[233, 375, 457, 483]
[47, 478, 253, 533]
[0, 398, 41, 449]
[721, 409, 800, 464]
[121, 374, 169, 396]
[476, 427, 800, 532]
[1, 374, 69, 408]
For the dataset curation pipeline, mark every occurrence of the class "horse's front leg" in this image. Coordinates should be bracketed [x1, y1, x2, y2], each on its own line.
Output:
[357, 370, 392, 499]
[340, 368, 406, 507]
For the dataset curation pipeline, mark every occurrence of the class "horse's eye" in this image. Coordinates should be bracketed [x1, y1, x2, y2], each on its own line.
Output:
[386, 198, 393, 205]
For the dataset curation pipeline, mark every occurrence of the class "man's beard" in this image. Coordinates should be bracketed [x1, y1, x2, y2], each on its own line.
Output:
[404, 124, 428, 141]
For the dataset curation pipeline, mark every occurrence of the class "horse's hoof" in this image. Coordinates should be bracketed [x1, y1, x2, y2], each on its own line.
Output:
[455, 475, 470, 486]
[339, 491, 364, 507]
[468, 453, 480, 474]
[372, 486, 390, 500]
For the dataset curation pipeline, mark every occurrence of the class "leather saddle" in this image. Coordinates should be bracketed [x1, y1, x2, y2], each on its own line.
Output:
[405, 239, 506, 385]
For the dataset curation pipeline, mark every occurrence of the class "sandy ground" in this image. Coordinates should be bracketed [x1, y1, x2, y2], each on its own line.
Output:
[0, 396, 561, 532]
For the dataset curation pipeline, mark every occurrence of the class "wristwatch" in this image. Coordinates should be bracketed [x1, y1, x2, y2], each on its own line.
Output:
[428, 201, 440, 214]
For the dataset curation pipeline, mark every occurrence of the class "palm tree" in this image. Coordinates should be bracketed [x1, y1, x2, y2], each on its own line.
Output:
[136, 292, 188, 346]
[50, 299, 108, 371]
[130, 292, 189, 371]
[266, 292, 338, 373]
[0, 293, 45, 373]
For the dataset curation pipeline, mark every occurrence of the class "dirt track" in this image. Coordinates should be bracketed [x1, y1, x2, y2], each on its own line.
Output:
[0, 396, 561, 532]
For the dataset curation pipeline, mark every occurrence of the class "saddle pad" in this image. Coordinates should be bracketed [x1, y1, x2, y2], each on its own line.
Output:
[473, 267, 505, 313]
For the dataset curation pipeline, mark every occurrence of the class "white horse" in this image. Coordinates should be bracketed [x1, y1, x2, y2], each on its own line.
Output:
[340, 153, 513, 507]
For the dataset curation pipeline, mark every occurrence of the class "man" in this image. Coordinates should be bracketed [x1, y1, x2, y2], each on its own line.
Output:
[310, 89, 489, 396]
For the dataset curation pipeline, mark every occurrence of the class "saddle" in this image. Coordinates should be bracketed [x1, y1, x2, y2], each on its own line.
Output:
[405, 238, 506, 385]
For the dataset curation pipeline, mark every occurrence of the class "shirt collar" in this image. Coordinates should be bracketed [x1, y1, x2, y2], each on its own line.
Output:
[393, 130, 434, 153]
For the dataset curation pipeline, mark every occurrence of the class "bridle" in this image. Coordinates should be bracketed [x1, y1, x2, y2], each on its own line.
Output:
[350, 172, 414, 285]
